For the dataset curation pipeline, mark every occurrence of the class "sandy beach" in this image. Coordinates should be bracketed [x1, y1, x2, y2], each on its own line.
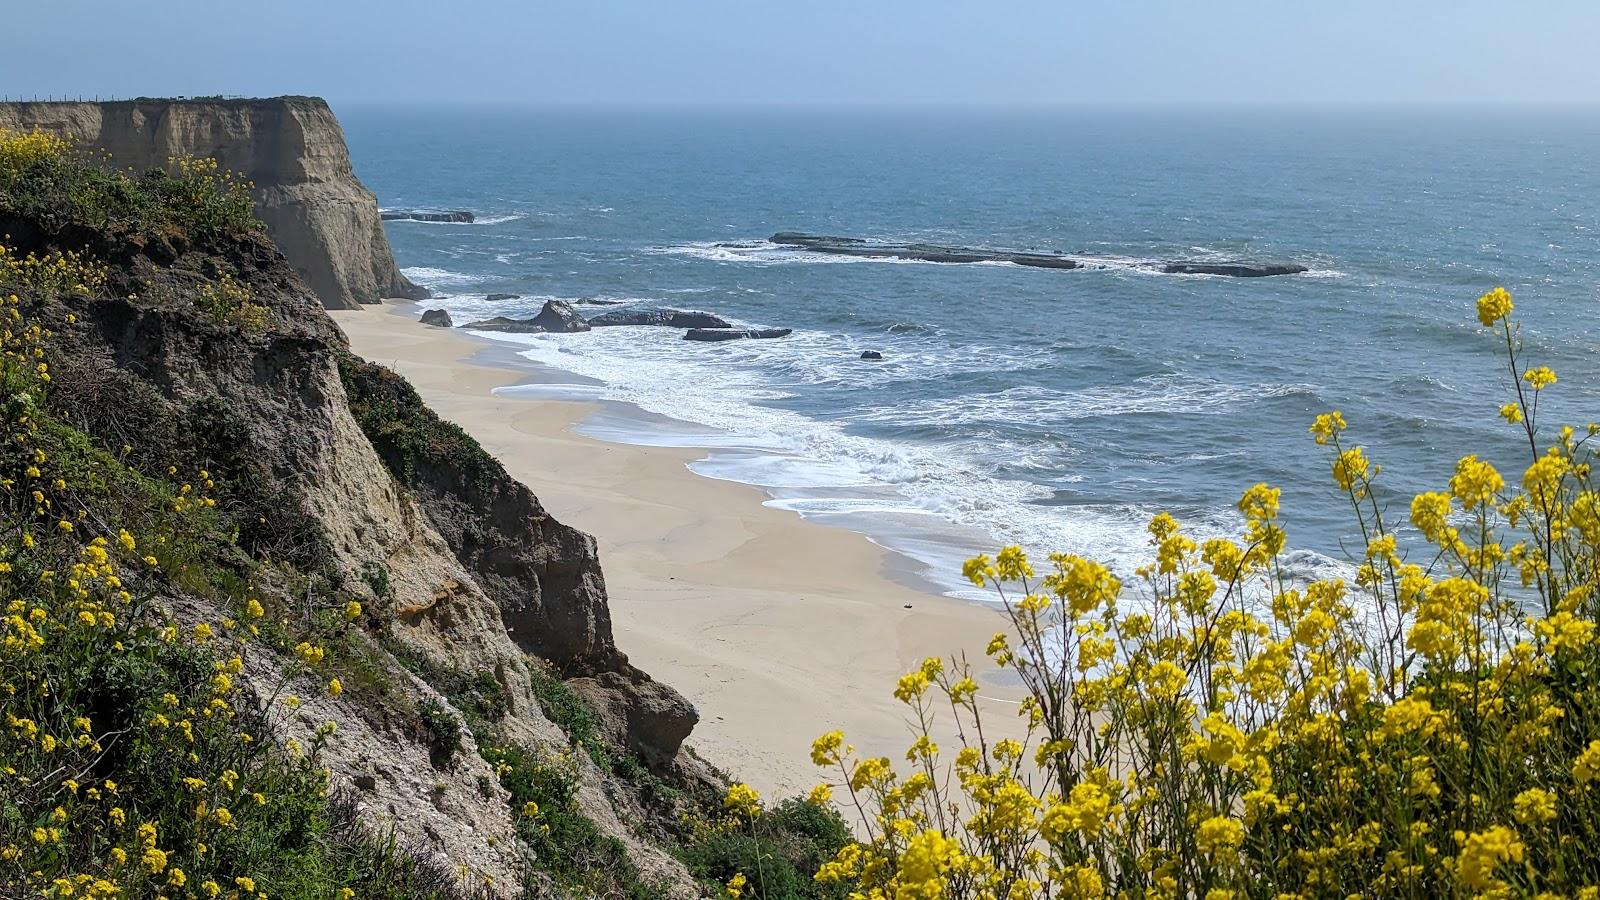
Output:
[331, 302, 1018, 798]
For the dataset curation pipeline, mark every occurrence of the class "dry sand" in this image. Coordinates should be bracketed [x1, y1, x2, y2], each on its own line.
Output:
[331, 302, 1019, 798]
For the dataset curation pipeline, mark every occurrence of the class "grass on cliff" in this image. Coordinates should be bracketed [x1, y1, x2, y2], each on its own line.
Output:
[338, 356, 494, 488]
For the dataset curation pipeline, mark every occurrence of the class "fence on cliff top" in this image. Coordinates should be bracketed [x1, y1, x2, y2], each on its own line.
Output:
[0, 95, 251, 103]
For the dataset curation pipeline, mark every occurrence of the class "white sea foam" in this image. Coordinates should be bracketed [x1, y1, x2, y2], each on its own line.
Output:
[474, 325, 1273, 596]
[401, 266, 494, 288]
[850, 376, 1317, 426]
[413, 272, 1350, 601]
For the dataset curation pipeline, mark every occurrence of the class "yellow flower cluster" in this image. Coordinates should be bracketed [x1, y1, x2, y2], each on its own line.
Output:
[724, 782, 763, 820]
[195, 272, 271, 332]
[808, 288, 1600, 898]
[0, 290, 368, 896]
[0, 127, 72, 170]
[0, 245, 108, 298]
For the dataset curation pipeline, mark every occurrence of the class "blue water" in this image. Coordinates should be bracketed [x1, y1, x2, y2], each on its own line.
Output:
[341, 108, 1600, 599]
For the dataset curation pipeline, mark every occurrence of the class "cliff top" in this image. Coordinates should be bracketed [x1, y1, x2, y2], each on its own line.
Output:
[0, 95, 423, 308]
[1, 94, 330, 109]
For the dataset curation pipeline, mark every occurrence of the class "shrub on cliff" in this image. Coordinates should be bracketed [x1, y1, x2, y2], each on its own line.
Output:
[787, 290, 1600, 898]
[681, 794, 852, 900]
[0, 127, 258, 242]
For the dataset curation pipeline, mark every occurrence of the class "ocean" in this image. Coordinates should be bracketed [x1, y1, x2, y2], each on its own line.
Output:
[341, 107, 1600, 601]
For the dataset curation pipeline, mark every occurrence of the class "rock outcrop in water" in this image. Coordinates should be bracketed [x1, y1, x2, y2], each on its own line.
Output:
[770, 232, 1083, 269]
[588, 308, 733, 329]
[382, 209, 475, 223]
[419, 308, 453, 327]
[464, 300, 593, 334]
[1161, 262, 1308, 277]
[766, 232, 1308, 277]
[462, 315, 545, 333]
[0, 97, 426, 308]
[684, 327, 792, 342]
[530, 298, 590, 332]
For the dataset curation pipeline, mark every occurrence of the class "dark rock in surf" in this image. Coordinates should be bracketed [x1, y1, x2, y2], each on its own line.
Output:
[768, 232, 1080, 269]
[683, 328, 792, 342]
[589, 308, 733, 329]
[468, 300, 591, 334]
[529, 299, 590, 333]
[485, 293, 520, 302]
[860, 350, 884, 360]
[381, 209, 475, 223]
[418, 308, 453, 328]
[462, 315, 543, 333]
[1162, 262, 1309, 277]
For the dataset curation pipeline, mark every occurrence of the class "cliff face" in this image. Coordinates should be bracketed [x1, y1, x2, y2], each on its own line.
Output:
[0, 97, 425, 309]
[0, 123, 709, 896]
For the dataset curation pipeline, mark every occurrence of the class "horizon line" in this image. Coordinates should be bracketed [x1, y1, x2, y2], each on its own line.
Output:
[6, 95, 1600, 113]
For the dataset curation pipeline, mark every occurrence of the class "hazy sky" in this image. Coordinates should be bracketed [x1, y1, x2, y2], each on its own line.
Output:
[6, 1, 1599, 108]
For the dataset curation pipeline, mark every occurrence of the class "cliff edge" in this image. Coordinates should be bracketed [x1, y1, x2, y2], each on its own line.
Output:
[0, 96, 425, 309]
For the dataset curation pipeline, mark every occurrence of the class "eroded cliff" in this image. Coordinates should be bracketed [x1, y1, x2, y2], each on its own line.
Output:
[0, 114, 741, 899]
[0, 97, 424, 309]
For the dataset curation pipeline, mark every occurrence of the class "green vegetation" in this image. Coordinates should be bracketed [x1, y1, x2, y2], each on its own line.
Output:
[416, 700, 463, 769]
[339, 357, 492, 486]
[520, 661, 853, 899]
[192, 272, 270, 331]
[483, 741, 653, 900]
[680, 799, 853, 900]
[525, 662, 613, 772]
[0, 129, 259, 242]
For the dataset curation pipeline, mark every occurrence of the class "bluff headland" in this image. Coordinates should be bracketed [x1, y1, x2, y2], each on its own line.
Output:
[0, 109, 856, 899]
[0, 96, 425, 309]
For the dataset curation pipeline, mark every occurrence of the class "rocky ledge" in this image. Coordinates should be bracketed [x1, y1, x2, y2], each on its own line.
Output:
[684, 327, 792, 342]
[382, 209, 476, 224]
[464, 300, 590, 333]
[767, 232, 1308, 277]
[464, 302, 771, 338]
[588, 308, 733, 329]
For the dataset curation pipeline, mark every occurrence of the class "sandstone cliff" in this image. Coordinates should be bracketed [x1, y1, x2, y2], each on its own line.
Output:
[0, 96, 424, 309]
[0, 118, 725, 897]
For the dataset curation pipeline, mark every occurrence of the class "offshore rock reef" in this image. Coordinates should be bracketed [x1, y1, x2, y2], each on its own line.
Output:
[0, 97, 427, 308]
[382, 209, 476, 223]
[767, 232, 1309, 277]
[464, 300, 785, 340]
